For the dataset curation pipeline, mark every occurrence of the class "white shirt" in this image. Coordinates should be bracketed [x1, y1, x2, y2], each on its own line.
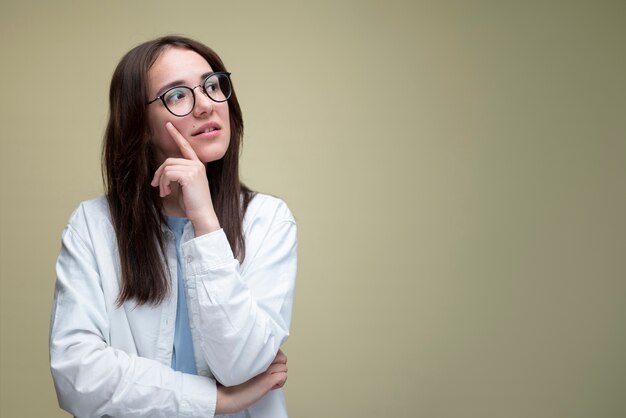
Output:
[50, 193, 297, 418]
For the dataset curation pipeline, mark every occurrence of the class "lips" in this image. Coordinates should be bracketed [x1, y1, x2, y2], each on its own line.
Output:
[191, 122, 221, 137]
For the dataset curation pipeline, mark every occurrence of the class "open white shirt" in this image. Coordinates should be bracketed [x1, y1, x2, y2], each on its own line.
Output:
[50, 193, 297, 418]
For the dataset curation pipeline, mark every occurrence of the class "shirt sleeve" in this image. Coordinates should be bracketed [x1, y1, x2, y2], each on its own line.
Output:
[181, 199, 297, 386]
[50, 222, 217, 418]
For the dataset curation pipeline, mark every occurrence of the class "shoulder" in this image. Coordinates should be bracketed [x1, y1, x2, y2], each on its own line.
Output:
[64, 196, 114, 242]
[244, 192, 296, 228]
[67, 196, 111, 225]
[240, 193, 297, 269]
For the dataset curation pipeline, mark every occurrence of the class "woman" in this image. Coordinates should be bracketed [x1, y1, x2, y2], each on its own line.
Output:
[50, 35, 297, 417]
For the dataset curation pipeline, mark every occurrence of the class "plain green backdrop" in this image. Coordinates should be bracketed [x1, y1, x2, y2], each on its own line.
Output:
[1, 1, 625, 417]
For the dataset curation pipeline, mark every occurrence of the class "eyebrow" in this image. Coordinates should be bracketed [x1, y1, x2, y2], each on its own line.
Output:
[156, 72, 215, 97]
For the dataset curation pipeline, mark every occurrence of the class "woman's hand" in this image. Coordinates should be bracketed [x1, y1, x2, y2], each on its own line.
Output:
[150, 122, 220, 235]
[215, 350, 288, 414]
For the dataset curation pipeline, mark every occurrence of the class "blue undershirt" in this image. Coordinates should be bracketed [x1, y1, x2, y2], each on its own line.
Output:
[166, 216, 198, 375]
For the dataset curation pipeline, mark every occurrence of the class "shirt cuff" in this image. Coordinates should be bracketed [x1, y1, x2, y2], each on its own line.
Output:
[180, 373, 217, 418]
[181, 228, 235, 275]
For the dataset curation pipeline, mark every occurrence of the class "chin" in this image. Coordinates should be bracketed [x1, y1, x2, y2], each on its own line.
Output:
[191, 133, 230, 163]
[197, 149, 228, 164]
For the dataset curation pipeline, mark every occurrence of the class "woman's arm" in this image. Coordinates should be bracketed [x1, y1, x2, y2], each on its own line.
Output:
[182, 201, 297, 387]
[216, 349, 288, 414]
[50, 219, 285, 417]
[51, 223, 217, 417]
[151, 123, 298, 387]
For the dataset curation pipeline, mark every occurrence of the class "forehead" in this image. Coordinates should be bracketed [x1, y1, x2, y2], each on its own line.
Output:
[148, 47, 214, 92]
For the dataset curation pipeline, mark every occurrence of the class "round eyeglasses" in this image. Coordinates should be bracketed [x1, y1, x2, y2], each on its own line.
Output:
[147, 72, 232, 117]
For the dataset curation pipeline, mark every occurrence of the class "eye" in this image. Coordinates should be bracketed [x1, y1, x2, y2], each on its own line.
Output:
[164, 87, 191, 106]
[205, 81, 219, 93]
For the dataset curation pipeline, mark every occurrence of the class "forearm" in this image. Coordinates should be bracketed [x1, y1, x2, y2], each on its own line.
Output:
[188, 271, 289, 384]
[50, 335, 217, 417]
[182, 219, 297, 386]
[52, 221, 217, 417]
[214, 352, 288, 415]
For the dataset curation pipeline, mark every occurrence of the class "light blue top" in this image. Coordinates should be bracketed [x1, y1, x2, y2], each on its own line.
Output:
[166, 216, 198, 375]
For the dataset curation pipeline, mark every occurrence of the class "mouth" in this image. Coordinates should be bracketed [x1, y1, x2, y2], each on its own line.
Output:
[192, 122, 221, 137]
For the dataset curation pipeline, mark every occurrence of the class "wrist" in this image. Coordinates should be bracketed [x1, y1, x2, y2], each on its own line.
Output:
[216, 385, 239, 415]
[190, 213, 221, 236]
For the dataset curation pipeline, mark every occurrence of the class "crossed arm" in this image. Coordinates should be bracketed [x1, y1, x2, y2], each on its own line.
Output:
[50, 197, 296, 417]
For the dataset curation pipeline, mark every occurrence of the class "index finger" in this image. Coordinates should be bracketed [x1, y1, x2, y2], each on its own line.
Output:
[166, 122, 199, 161]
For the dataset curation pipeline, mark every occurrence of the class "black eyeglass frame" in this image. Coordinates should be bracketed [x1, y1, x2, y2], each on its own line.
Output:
[147, 71, 232, 117]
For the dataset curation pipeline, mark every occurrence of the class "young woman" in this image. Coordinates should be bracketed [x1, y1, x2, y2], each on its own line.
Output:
[50, 36, 297, 417]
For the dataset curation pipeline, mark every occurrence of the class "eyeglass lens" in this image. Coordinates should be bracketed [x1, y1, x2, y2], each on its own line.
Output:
[163, 73, 231, 116]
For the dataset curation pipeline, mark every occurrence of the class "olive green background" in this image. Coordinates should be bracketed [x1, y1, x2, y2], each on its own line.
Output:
[1, 1, 625, 417]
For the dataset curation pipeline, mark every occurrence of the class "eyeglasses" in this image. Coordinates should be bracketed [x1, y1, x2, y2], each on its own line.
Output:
[147, 72, 232, 117]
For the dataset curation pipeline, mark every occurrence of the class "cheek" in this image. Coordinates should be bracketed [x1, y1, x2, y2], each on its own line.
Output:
[148, 115, 180, 155]
[219, 105, 231, 135]
[148, 112, 164, 139]
[149, 111, 179, 142]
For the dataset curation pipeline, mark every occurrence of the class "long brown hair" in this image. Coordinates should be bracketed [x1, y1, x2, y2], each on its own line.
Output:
[103, 35, 254, 306]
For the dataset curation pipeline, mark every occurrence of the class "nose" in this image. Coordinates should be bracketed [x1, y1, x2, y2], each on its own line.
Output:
[192, 86, 214, 117]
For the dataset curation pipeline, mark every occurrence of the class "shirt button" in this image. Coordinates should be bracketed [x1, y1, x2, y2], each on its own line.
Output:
[186, 255, 193, 263]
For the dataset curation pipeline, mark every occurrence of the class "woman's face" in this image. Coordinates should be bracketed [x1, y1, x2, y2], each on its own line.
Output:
[147, 47, 231, 164]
